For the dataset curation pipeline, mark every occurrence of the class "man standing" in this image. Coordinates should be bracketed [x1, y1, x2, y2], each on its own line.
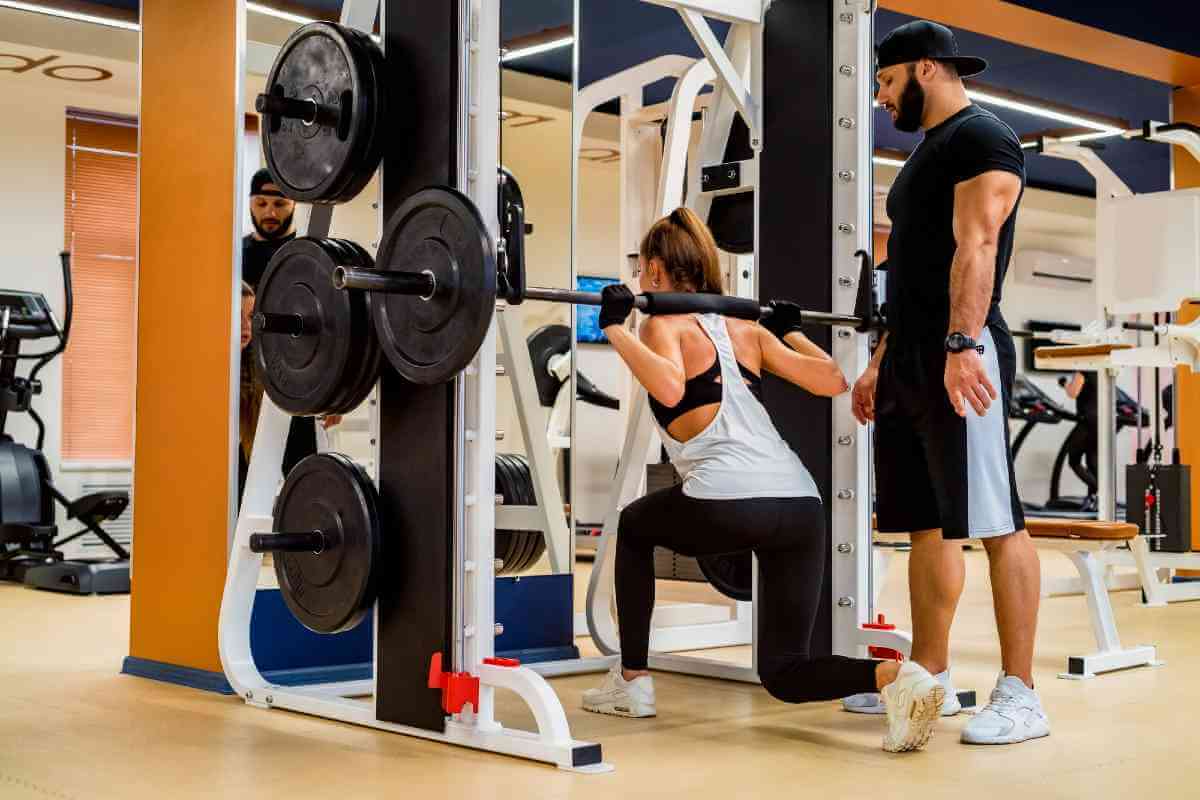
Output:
[846, 21, 1049, 745]
[241, 169, 338, 475]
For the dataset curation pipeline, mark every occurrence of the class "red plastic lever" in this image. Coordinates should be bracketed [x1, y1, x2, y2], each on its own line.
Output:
[427, 652, 480, 714]
[863, 614, 904, 661]
[483, 657, 520, 668]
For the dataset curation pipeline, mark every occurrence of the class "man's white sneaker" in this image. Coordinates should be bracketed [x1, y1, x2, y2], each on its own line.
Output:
[880, 661, 945, 753]
[961, 673, 1050, 745]
[582, 665, 656, 718]
[843, 669, 962, 716]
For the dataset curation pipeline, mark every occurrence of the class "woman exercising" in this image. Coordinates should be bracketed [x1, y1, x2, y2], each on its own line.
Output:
[583, 208, 945, 752]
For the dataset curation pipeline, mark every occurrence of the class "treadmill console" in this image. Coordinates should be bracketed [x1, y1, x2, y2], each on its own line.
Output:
[0, 291, 55, 339]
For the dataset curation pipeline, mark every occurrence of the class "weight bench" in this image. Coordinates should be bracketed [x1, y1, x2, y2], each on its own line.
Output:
[874, 518, 1161, 680]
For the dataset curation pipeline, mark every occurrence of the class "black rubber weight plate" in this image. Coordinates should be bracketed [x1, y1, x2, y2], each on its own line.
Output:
[325, 239, 381, 414]
[500, 454, 545, 574]
[494, 455, 525, 576]
[261, 22, 379, 203]
[373, 187, 496, 384]
[501, 455, 538, 573]
[697, 552, 753, 602]
[255, 238, 358, 416]
[272, 453, 381, 634]
[526, 324, 571, 408]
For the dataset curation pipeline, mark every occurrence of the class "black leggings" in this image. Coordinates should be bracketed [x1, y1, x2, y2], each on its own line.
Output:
[616, 486, 879, 703]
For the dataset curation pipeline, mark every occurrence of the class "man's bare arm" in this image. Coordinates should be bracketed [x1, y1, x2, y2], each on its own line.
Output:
[948, 170, 1022, 338]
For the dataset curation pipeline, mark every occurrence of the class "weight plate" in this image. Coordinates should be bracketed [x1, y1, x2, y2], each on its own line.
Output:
[255, 238, 360, 416]
[499, 455, 537, 573]
[272, 453, 381, 634]
[511, 456, 546, 572]
[325, 239, 382, 414]
[494, 454, 525, 576]
[373, 187, 496, 384]
[260, 22, 383, 204]
[526, 324, 571, 408]
[498, 454, 546, 574]
[327, 28, 386, 203]
[697, 552, 753, 602]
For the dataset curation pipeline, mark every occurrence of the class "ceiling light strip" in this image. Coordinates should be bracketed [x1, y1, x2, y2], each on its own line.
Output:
[246, 2, 315, 26]
[502, 36, 575, 63]
[0, 0, 138, 31]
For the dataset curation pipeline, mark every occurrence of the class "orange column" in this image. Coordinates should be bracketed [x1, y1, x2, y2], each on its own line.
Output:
[1172, 85, 1200, 552]
[128, 1, 240, 674]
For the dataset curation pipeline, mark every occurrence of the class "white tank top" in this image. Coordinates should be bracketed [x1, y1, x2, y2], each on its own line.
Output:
[655, 314, 821, 501]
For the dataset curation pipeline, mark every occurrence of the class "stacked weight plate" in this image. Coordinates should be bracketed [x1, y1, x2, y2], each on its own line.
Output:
[494, 454, 546, 576]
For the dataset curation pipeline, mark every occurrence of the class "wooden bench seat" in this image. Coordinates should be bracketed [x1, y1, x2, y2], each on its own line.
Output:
[1026, 518, 1138, 541]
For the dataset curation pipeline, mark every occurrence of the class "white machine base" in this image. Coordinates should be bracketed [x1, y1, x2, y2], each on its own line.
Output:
[1058, 648, 1163, 681]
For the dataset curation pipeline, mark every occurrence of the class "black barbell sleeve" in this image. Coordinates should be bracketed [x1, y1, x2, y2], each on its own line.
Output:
[249, 531, 327, 554]
[333, 266, 436, 297]
[255, 93, 340, 128]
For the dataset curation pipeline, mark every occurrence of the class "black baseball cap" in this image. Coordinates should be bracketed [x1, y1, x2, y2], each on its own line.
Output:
[250, 168, 284, 197]
[876, 20, 987, 78]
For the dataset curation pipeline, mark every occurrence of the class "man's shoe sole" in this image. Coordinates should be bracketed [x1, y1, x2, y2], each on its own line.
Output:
[961, 726, 1050, 745]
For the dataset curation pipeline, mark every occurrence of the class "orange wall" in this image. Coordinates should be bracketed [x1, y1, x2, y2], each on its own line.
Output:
[879, 1, 1200, 87]
[130, 1, 239, 672]
[1173, 85, 1200, 552]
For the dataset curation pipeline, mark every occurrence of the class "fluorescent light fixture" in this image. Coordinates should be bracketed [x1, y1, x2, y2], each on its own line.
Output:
[246, 2, 314, 25]
[874, 92, 1122, 137]
[502, 36, 574, 63]
[0, 0, 139, 30]
[966, 89, 1121, 134]
[873, 156, 907, 168]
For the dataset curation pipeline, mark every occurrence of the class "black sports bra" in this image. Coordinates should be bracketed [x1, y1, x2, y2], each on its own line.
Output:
[648, 357, 763, 429]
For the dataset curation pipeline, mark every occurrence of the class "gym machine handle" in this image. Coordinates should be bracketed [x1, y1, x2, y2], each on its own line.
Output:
[249, 531, 327, 554]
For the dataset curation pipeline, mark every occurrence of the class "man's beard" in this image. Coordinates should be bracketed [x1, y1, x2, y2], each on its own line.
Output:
[252, 211, 294, 241]
[892, 73, 926, 133]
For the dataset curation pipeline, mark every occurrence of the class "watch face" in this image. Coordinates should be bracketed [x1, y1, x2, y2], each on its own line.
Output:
[947, 333, 967, 351]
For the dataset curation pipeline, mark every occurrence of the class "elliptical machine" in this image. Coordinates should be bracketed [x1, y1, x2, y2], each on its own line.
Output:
[0, 252, 131, 594]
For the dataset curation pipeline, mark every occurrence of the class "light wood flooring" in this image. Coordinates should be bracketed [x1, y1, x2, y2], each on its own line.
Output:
[2, 549, 1198, 799]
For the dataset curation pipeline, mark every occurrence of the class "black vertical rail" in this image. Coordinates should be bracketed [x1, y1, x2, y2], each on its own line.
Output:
[759, 0, 836, 656]
[375, 0, 459, 733]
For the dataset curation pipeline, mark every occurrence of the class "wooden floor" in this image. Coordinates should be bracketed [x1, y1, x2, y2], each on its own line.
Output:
[3, 550, 1199, 800]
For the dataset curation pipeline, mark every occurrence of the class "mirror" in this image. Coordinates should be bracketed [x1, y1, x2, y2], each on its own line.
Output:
[497, 0, 577, 577]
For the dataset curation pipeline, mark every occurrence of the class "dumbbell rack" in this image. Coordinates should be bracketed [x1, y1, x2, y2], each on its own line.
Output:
[219, 0, 607, 772]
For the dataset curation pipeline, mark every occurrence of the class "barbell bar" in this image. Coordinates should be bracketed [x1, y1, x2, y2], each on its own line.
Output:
[332, 264, 869, 328]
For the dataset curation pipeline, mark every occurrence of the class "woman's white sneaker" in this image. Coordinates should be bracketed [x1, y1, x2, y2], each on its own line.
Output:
[880, 661, 945, 752]
[582, 666, 656, 718]
[961, 673, 1050, 745]
[843, 669, 962, 716]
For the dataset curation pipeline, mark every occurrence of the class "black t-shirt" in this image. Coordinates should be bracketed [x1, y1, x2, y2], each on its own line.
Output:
[883, 105, 1025, 348]
[242, 232, 296, 291]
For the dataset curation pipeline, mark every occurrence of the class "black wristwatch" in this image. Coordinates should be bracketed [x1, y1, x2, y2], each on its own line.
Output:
[945, 332, 984, 354]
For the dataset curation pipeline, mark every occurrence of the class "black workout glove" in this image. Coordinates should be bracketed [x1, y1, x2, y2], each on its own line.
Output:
[762, 300, 805, 340]
[599, 284, 636, 330]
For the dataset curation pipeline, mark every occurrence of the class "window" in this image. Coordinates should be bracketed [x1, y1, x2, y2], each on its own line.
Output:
[63, 110, 137, 462]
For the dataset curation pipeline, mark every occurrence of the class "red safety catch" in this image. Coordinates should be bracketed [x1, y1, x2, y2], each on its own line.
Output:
[483, 657, 520, 668]
[864, 614, 904, 661]
[427, 652, 480, 714]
